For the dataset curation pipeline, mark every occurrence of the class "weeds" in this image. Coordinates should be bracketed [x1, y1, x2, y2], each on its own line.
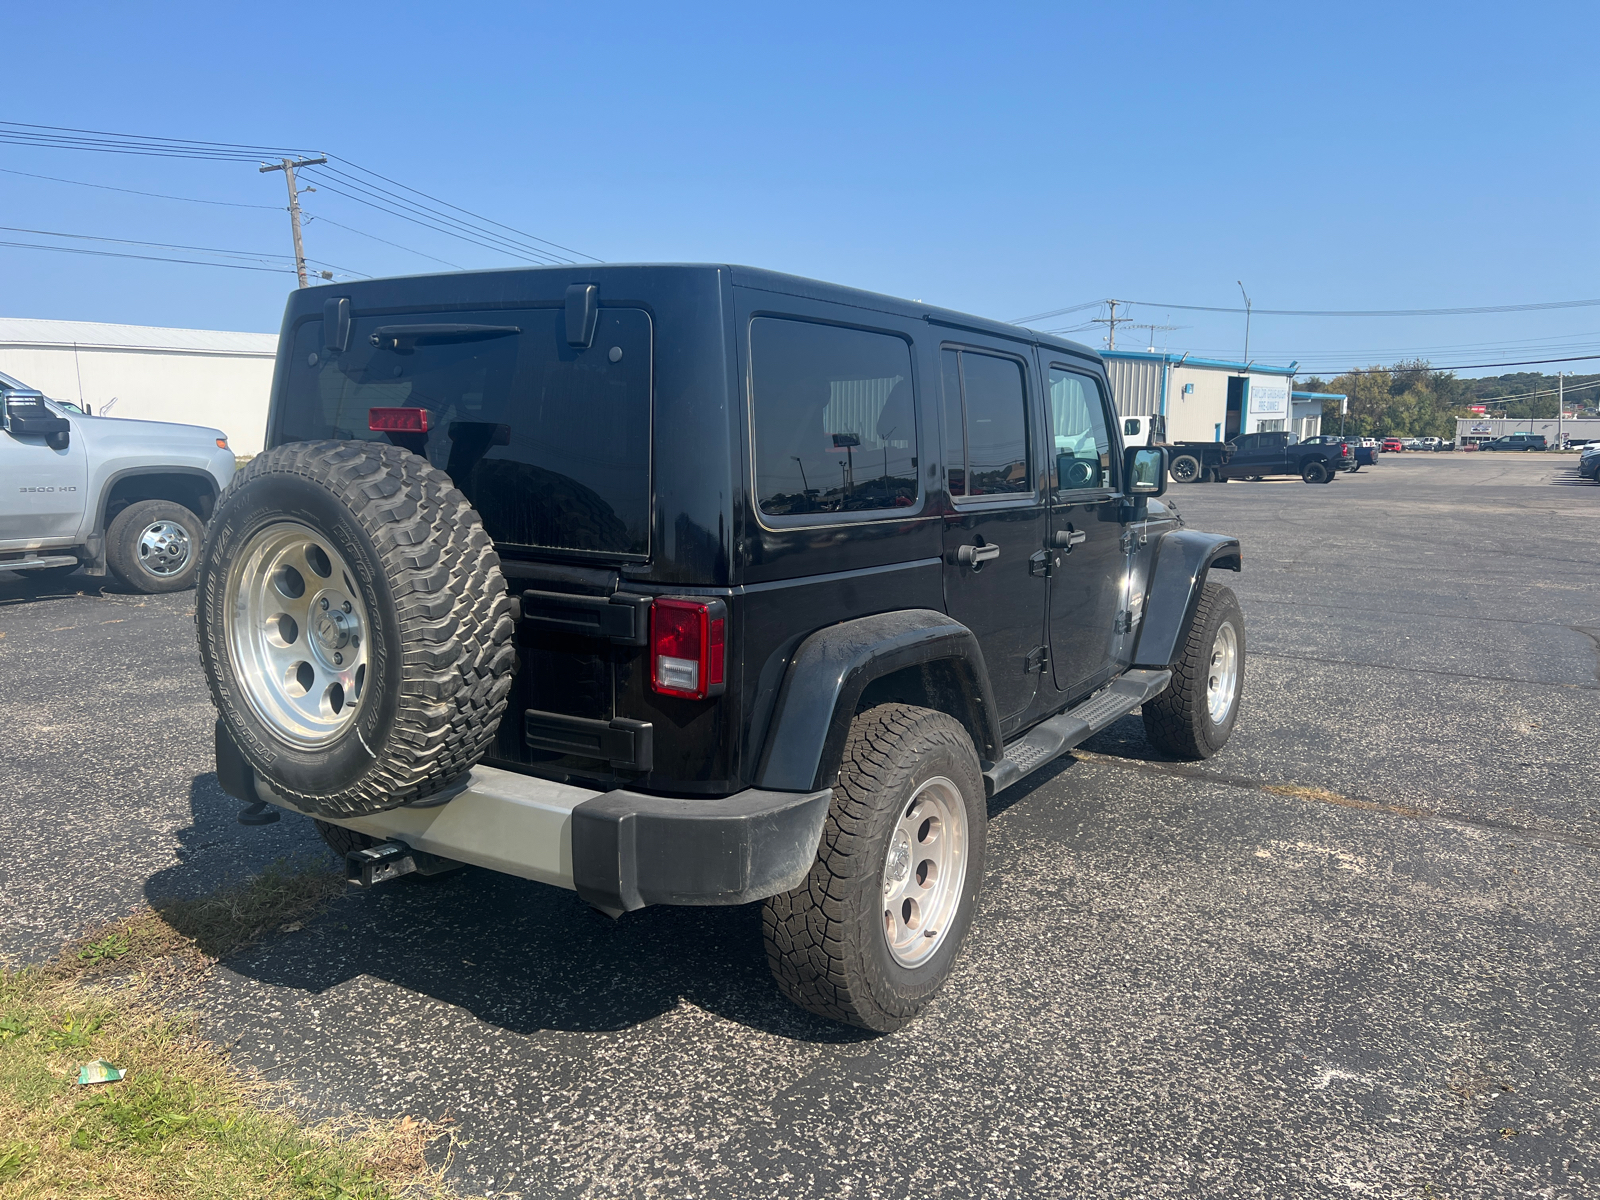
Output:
[0, 857, 461, 1198]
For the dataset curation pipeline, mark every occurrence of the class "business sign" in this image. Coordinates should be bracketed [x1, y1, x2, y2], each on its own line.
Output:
[1469, 405, 1487, 414]
[1470, 422, 1491, 433]
[1248, 378, 1289, 416]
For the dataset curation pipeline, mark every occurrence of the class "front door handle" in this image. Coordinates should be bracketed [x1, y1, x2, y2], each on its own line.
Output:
[956, 543, 1001, 566]
[1053, 529, 1087, 550]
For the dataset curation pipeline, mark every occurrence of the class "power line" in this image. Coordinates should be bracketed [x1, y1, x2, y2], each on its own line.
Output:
[0, 224, 365, 277]
[0, 239, 294, 273]
[298, 178, 561, 265]
[301, 211, 464, 270]
[329, 156, 602, 264]
[0, 119, 601, 266]
[1014, 294, 1600, 323]
[1296, 354, 1600, 376]
[0, 166, 280, 209]
[303, 170, 570, 266]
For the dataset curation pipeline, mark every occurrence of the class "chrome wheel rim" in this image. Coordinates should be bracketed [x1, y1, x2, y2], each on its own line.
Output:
[225, 522, 370, 749]
[1206, 620, 1240, 724]
[882, 776, 968, 969]
[137, 520, 192, 577]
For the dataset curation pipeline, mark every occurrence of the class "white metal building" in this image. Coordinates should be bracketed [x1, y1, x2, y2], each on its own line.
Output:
[0, 318, 277, 454]
[1102, 351, 1317, 443]
[1456, 416, 1600, 447]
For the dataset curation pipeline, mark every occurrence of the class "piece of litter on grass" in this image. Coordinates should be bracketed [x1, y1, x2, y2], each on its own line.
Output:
[77, 1059, 124, 1086]
[279, 921, 303, 933]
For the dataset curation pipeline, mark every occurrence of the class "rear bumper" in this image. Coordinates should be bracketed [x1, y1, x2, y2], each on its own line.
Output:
[219, 726, 829, 913]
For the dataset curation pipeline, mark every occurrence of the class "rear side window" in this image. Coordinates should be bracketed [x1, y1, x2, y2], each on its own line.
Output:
[278, 307, 651, 557]
[750, 318, 917, 518]
[942, 348, 1031, 499]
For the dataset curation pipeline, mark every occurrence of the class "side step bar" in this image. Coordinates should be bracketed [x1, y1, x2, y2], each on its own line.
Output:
[982, 668, 1172, 797]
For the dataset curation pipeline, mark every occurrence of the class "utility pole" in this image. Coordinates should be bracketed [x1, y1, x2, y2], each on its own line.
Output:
[1091, 299, 1131, 350]
[259, 155, 327, 287]
[1558, 372, 1564, 448]
[1237, 281, 1252, 365]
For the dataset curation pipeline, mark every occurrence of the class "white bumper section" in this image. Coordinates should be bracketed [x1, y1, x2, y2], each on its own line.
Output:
[257, 763, 596, 891]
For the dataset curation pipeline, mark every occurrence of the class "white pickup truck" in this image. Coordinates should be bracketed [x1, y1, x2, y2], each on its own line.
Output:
[0, 370, 235, 592]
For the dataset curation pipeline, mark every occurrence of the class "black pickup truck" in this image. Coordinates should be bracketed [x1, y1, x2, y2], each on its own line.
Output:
[1215, 431, 1353, 483]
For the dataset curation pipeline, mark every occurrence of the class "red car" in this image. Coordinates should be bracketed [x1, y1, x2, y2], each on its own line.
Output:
[1381, 438, 1404, 452]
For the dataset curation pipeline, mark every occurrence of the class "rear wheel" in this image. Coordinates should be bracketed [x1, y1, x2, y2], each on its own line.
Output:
[1143, 582, 1244, 760]
[763, 704, 987, 1032]
[1170, 453, 1203, 484]
[106, 499, 202, 593]
[197, 440, 516, 818]
[1301, 460, 1331, 484]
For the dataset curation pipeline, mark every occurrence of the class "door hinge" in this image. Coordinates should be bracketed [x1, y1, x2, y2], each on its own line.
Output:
[1120, 528, 1147, 555]
[1028, 549, 1058, 577]
[1025, 645, 1050, 673]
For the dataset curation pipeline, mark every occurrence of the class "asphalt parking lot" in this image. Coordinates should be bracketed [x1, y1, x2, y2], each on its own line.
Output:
[3, 451, 1597, 1198]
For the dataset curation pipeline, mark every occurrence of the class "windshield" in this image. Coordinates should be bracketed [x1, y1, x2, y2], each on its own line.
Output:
[276, 306, 652, 558]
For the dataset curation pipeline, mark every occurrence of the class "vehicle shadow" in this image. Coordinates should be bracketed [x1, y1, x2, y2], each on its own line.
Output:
[145, 774, 876, 1045]
[0, 568, 152, 605]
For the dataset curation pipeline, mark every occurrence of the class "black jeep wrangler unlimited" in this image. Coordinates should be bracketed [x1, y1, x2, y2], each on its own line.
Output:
[199, 265, 1244, 1032]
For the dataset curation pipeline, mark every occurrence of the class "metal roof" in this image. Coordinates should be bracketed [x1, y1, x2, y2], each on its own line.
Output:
[1103, 348, 1299, 377]
[0, 317, 278, 357]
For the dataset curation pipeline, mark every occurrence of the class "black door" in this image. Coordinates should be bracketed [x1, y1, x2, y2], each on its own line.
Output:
[1042, 362, 1125, 698]
[1222, 432, 1265, 476]
[1225, 376, 1245, 440]
[939, 346, 1048, 729]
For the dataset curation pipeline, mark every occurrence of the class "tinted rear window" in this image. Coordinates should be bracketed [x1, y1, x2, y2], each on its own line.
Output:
[750, 317, 917, 518]
[277, 307, 651, 557]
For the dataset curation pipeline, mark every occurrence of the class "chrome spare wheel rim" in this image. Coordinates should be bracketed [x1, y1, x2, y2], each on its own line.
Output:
[1207, 620, 1240, 725]
[226, 522, 370, 749]
[882, 776, 968, 969]
[138, 520, 192, 577]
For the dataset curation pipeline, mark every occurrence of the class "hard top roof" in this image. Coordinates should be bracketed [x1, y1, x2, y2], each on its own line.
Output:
[295, 263, 1102, 365]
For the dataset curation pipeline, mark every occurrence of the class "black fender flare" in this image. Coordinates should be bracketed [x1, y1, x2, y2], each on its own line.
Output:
[1131, 529, 1242, 668]
[754, 609, 1003, 793]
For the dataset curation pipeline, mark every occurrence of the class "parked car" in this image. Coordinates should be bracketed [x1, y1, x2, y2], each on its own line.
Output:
[1302, 434, 1378, 469]
[1415, 436, 1451, 451]
[1577, 446, 1600, 480]
[200, 264, 1247, 1032]
[1381, 437, 1404, 452]
[0, 369, 235, 591]
[1214, 430, 1353, 482]
[1481, 433, 1548, 451]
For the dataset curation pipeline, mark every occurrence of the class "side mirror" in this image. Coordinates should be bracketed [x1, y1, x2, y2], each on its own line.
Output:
[1125, 446, 1168, 497]
[5, 399, 72, 446]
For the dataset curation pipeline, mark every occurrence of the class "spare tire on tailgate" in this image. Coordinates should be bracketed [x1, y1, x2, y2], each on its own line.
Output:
[196, 440, 515, 817]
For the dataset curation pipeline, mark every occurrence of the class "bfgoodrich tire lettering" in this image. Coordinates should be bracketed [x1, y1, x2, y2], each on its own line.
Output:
[1142, 581, 1244, 760]
[196, 440, 515, 818]
[763, 704, 988, 1033]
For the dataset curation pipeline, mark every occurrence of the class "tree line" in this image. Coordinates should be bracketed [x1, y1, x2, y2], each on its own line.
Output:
[1296, 363, 1600, 438]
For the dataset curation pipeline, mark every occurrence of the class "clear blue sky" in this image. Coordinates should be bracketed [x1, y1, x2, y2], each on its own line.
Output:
[2, 1, 1596, 378]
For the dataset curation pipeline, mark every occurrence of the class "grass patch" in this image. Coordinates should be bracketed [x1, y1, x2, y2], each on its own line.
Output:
[0, 858, 463, 1199]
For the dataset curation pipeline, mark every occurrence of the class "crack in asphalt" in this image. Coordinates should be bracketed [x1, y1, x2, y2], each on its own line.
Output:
[1072, 750, 1600, 854]
[1569, 626, 1600, 683]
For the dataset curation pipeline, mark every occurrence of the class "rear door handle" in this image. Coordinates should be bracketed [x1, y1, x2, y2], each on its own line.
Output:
[956, 543, 1001, 565]
[1053, 529, 1087, 550]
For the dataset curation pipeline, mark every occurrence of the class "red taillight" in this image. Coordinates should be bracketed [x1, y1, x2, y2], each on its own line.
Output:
[650, 598, 727, 700]
[368, 407, 429, 433]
